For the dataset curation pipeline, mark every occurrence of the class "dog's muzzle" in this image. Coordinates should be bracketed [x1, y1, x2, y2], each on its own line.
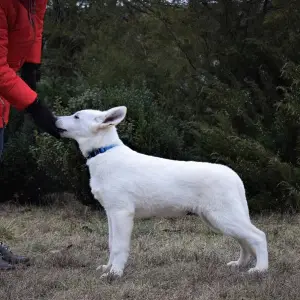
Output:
[57, 127, 67, 133]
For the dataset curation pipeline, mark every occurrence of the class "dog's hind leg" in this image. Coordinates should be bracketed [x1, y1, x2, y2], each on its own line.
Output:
[101, 210, 134, 278]
[242, 225, 268, 273]
[200, 212, 252, 268]
[199, 209, 268, 273]
[227, 239, 252, 268]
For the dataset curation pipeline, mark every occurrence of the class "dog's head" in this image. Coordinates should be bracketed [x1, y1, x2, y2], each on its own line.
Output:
[55, 106, 127, 141]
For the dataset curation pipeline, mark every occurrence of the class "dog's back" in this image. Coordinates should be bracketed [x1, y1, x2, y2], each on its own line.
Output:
[88, 145, 248, 219]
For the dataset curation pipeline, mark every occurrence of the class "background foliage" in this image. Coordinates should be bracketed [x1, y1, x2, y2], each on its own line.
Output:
[1, 0, 300, 213]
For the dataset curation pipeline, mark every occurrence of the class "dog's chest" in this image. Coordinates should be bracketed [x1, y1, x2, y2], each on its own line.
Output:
[89, 176, 106, 206]
[88, 163, 108, 206]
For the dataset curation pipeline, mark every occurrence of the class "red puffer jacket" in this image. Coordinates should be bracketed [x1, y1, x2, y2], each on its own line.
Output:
[0, 0, 48, 128]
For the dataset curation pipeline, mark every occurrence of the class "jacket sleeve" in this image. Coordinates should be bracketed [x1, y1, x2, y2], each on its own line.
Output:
[25, 0, 48, 64]
[0, 5, 37, 110]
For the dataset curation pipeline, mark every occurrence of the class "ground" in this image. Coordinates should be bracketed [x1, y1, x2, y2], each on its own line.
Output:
[0, 200, 299, 300]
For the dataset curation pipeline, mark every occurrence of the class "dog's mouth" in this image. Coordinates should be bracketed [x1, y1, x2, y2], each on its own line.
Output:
[57, 127, 67, 133]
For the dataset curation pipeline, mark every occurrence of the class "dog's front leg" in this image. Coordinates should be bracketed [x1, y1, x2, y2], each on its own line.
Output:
[100, 210, 134, 278]
[96, 213, 113, 274]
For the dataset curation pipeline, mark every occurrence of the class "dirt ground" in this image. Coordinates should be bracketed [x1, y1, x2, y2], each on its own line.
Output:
[0, 201, 299, 300]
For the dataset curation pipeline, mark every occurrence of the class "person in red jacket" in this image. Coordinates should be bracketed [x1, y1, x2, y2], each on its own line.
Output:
[0, 0, 60, 270]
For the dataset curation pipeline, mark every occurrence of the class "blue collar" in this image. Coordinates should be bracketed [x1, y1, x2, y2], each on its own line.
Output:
[86, 144, 118, 159]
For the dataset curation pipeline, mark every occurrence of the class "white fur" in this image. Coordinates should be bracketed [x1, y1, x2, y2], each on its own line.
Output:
[56, 106, 268, 278]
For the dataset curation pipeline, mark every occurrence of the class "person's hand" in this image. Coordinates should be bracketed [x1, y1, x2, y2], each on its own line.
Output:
[25, 98, 60, 139]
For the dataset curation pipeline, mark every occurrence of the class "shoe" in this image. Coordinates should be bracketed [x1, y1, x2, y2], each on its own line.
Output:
[0, 242, 30, 265]
[0, 256, 15, 270]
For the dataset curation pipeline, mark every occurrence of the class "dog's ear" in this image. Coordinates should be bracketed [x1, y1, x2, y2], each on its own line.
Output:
[103, 106, 127, 126]
[94, 106, 127, 131]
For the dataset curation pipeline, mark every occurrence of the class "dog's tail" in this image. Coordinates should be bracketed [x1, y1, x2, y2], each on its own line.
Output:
[236, 176, 250, 218]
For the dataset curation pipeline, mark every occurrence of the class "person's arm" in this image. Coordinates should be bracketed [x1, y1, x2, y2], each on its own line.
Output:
[0, 4, 59, 139]
[0, 5, 37, 110]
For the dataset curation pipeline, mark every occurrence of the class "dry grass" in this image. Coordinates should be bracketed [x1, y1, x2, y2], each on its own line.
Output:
[0, 200, 299, 300]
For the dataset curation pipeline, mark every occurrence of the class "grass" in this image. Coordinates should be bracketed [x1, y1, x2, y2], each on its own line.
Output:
[0, 200, 299, 300]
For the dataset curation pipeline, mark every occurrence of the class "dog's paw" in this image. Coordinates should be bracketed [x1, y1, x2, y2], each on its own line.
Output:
[100, 267, 123, 280]
[96, 264, 111, 273]
[247, 267, 268, 274]
[227, 261, 240, 268]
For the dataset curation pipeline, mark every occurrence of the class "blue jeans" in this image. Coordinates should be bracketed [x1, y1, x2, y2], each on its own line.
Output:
[0, 127, 4, 160]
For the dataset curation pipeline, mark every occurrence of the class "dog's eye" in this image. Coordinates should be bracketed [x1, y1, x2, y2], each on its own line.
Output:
[74, 115, 79, 119]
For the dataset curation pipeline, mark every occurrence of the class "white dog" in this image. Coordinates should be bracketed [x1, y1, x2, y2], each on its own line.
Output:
[55, 106, 268, 278]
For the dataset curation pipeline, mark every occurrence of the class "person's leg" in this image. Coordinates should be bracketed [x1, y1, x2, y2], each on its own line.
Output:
[0, 126, 14, 270]
[0, 127, 4, 160]
[0, 128, 30, 270]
